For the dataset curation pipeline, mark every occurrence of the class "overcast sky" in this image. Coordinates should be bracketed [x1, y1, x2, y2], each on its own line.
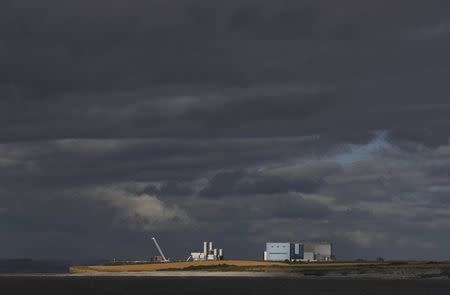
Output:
[1, 0, 450, 261]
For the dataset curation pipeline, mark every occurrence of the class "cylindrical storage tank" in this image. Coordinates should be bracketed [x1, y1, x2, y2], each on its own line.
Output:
[219, 249, 223, 259]
[203, 242, 208, 256]
[263, 251, 268, 261]
[208, 242, 213, 252]
[213, 248, 218, 258]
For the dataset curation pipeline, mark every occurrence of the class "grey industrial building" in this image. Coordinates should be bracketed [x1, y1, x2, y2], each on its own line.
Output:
[264, 242, 333, 262]
[188, 241, 224, 261]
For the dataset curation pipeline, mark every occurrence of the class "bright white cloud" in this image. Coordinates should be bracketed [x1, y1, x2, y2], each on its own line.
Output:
[88, 186, 191, 231]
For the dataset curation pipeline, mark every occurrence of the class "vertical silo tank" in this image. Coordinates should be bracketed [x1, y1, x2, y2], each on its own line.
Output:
[213, 248, 218, 258]
[208, 241, 213, 253]
[219, 249, 223, 259]
[203, 242, 208, 256]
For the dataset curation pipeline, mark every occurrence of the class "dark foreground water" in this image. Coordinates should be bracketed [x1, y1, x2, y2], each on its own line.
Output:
[1, 277, 450, 295]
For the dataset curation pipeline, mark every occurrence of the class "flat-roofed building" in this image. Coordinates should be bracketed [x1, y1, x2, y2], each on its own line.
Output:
[264, 241, 333, 262]
[265, 242, 303, 261]
[303, 243, 315, 261]
[312, 242, 332, 261]
[265, 242, 291, 261]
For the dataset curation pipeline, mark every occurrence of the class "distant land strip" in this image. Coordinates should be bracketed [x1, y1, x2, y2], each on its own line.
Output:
[69, 260, 450, 279]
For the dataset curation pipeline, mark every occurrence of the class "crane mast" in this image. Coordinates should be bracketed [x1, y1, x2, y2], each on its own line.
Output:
[151, 237, 169, 262]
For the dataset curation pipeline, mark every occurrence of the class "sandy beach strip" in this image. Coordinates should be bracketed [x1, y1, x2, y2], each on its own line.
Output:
[0, 271, 292, 278]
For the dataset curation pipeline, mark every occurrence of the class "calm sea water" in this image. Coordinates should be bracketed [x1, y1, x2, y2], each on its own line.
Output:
[1, 277, 450, 295]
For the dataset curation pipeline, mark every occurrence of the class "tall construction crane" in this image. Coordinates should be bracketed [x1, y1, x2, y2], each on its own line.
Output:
[151, 237, 169, 262]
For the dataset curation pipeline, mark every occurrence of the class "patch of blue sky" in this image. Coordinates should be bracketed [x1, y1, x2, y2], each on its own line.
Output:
[334, 131, 392, 165]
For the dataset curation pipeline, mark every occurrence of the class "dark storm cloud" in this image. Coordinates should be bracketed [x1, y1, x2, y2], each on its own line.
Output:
[199, 170, 244, 198]
[1, 0, 450, 260]
[140, 181, 195, 197]
[0, 136, 321, 190]
[188, 194, 331, 226]
[1, 0, 450, 143]
[199, 170, 321, 198]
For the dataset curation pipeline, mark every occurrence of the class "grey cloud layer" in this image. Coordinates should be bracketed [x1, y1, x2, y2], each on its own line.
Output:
[2, 0, 450, 142]
[1, 0, 450, 260]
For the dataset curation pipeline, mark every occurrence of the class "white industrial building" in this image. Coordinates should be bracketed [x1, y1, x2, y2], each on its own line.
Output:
[264, 242, 302, 261]
[188, 241, 224, 261]
[264, 242, 333, 262]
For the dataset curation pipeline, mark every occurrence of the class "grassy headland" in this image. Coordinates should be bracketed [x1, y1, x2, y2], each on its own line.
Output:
[70, 260, 450, 279]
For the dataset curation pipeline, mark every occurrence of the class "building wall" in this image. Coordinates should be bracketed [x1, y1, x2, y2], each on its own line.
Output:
[314, 243, 332, 261]
[303, 252, 315, 261]
[291, 243, 303, 260]
[191, 252, 205, 261]
[314, 243, 332, 256]
[265, 241, 334, 262]
[302, 242, 333, 261]
[266, 243, 291, 261]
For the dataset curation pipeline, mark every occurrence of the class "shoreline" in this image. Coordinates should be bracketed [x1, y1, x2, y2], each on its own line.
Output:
[3, 260, 450, 280]
[67, 260, 450, 280]
[0, 271, 294, 278]
[1, 271, 449, 280]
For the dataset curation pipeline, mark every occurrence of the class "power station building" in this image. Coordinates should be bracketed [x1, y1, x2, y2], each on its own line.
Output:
[264, 242, 303, 261]
[264, 242, 333, 262]
[188, 241, 224, 261]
